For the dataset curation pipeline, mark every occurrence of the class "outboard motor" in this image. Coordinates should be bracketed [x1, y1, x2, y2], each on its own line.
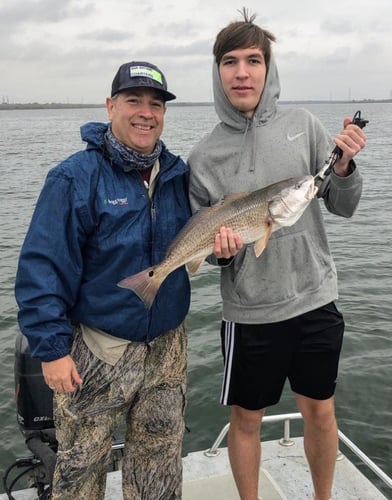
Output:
[2, 331, 57, 499]
[15, 331, 55, 436]
[3, 332, 124, 499]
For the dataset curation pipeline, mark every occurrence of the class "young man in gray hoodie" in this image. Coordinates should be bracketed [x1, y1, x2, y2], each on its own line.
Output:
[188, 9, 367, 500]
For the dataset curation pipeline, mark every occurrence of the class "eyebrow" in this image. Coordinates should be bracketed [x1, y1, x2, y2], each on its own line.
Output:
[221, 52, 264, 62]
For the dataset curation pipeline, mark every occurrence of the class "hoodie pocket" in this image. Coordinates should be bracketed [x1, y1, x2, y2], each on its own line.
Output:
[224, 229, 333, 307]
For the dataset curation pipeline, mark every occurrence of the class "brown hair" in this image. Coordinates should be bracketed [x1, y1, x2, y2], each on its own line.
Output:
[213, 7, 276, 67]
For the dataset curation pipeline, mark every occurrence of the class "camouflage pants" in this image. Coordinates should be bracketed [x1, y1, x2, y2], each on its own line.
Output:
[51, 323, 187, 500]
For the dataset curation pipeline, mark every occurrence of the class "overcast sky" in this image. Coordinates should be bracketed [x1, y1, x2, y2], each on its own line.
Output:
[1, 0, 391, 104]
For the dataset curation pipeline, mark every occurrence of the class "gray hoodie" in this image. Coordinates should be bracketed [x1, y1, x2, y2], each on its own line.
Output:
[188, 55, 363, 323]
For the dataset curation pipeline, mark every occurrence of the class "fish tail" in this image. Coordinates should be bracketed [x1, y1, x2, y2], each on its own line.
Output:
[117, 266, 163, 309]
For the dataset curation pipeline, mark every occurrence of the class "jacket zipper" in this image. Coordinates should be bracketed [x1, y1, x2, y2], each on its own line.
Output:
[138, 173, 155, 341]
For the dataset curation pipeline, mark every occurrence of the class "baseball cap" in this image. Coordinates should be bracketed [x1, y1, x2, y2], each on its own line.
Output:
[111, 61, 176, 101]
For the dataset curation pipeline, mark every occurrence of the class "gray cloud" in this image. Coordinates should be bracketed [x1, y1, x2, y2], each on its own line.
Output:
[1, 0, 391, 103]
[153, 20, 201, 38]
[78, 30, 133, 43]
[135, 38, 213, 58]
[0, 0, 92, 25]
[321, 19, 354, 35]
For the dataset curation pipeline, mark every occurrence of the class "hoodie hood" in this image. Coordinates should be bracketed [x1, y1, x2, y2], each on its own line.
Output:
[213, 53, 281, 131]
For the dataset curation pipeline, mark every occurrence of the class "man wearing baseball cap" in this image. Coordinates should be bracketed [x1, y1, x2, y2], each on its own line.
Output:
[15, 60, 239, 499]
[111, 61, 177, 101]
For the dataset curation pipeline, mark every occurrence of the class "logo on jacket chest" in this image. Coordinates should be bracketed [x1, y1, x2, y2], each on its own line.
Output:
[287, 131, 305, 142]
[104, 197, 129, 206]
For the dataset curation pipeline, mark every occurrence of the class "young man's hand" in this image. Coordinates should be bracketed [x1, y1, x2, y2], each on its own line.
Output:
[333, 117, 367, 176]
[213, 226, 243, 259]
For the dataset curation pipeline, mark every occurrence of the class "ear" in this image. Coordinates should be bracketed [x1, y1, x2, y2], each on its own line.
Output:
[106, 97, 114, 120]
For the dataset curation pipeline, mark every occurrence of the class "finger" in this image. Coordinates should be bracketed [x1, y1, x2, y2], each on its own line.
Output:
[212, 232, 223, 257]
[63, 382, 78, 393]
[224, 228, 237, 253]
[218, 227, 230, 256]
[335, 128, 366, 157]
[233, 233, 244, 250]
[346, 125, 367, 141]
[336, 135, 365, 156]
[45, 378, 57, 390]
[219, 239, 231, 259]
[223, 228, 243, 257]
[341, 124, 367, 146]
[224, 227, 241, 257]
[72, 368, 83, 386]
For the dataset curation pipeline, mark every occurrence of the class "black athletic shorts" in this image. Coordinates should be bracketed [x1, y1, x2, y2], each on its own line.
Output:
[220, 302, 345, 411]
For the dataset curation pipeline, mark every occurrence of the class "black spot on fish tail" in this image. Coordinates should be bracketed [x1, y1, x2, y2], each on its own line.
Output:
[117, 265, 162, 309]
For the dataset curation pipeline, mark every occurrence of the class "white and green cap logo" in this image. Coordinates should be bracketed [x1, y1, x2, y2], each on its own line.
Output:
[129, 66, 163, 85]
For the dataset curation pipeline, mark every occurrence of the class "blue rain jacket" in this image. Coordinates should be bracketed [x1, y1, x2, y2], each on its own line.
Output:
[15, 122, 191, 362]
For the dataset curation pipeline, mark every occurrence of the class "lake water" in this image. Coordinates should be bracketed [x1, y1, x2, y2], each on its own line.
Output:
[0, 102, 391, 497]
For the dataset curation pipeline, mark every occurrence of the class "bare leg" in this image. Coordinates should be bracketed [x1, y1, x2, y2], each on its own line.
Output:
[227, 405, 265, 500]
[296, 394, 337, 500]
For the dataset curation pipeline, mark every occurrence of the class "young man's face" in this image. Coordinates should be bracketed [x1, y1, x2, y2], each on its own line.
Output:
[219, 46, 267, 118]
[106, 88, 166, 154]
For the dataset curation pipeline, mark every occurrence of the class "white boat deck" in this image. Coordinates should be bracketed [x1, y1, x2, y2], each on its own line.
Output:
[3, 437, 387, 500]
[2, 413, 390, 500]
[182, 436, 388, 500]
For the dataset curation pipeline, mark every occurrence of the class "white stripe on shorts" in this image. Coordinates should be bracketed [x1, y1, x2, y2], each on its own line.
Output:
[220, 319, 236, 405]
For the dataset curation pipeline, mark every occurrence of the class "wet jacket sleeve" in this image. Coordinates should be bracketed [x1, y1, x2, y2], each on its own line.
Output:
[318, 162, 363, 218]
[15, 171, 88, 362]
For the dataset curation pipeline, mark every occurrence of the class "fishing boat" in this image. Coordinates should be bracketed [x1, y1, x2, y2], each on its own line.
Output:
[2, 412, 391, 499]
[181, 413, 392, 499]
[2, 334, 391, 499]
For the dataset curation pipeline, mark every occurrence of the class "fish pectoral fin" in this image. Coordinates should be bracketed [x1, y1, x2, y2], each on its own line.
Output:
[253, 222, 273, 258]
[186, 257, 206, 275]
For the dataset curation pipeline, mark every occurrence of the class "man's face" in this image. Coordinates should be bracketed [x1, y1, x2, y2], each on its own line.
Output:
[219, 46, 267, 119]
[106, 88, 166, 154]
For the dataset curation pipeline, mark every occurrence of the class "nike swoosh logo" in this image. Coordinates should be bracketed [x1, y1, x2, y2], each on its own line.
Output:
[287, 132, 305, 141]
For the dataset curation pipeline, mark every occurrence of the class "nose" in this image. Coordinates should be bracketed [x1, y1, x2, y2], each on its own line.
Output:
[138, 101, 154, 118]
[235, 60, 249, 79]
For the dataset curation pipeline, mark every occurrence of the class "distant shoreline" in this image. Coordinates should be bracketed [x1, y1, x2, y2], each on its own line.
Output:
[1, 99, 391, 110]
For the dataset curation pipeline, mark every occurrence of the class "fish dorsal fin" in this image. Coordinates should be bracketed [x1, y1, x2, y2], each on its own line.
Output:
[186, 257, 206, 275]
[253, 220, 273, 257]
